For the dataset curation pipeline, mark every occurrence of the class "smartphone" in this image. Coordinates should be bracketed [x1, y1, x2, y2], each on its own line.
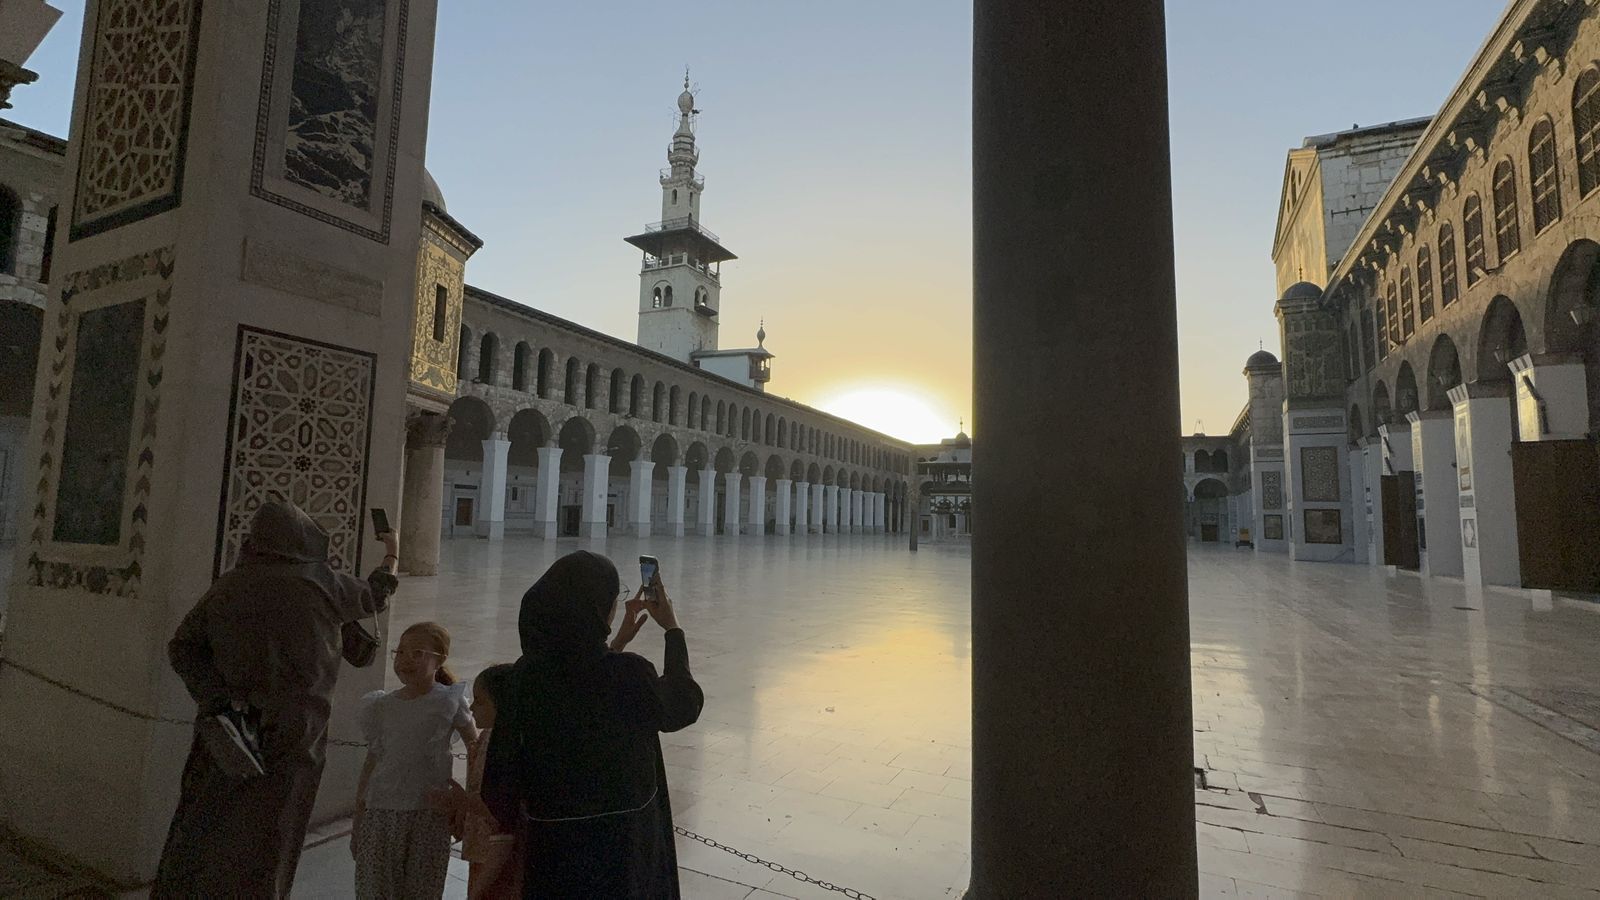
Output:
[639, 555, 660, 591]
[370, 508, 392, 538]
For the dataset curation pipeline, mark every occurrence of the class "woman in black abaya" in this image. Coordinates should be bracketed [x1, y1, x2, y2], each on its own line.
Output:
[481, 550, 704, 898]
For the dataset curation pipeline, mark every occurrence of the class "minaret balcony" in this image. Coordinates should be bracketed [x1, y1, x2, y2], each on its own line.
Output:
[645, 215, 720, 244]
[659, 168, 705, 190]
[641, 253, 721, 284]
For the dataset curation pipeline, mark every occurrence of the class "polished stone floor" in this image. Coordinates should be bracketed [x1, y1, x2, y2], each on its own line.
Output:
[280, 535, 1600, 898]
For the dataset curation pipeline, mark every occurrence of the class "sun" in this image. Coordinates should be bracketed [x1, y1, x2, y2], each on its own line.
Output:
[814, 385, 958, 444]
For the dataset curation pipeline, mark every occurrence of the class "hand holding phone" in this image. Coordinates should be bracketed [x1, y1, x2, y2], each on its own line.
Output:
[371, 508, 392, 538]
[639, 555, 659, 595]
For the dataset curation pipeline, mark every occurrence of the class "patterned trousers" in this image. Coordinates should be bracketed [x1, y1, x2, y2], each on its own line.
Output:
[354, 808, 452, 900]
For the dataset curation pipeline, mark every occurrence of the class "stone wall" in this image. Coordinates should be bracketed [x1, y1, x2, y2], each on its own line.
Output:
[0, 120, 64, 309]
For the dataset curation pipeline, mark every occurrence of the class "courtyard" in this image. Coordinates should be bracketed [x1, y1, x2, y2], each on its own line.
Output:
[275, 535, 1600, 898]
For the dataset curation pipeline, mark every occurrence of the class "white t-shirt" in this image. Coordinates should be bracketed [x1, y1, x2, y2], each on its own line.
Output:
[358, 682, 473, 810]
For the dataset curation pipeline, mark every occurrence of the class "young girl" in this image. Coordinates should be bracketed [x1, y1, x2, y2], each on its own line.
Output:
[460, 664, 521, 900]
[353, 622, 477, 899]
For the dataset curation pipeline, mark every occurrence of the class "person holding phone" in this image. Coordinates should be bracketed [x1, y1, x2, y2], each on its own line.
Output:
[481, 550, 702, 898]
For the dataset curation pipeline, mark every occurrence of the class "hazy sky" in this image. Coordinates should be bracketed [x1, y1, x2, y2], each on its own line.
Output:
[10, 1, 1507, 442]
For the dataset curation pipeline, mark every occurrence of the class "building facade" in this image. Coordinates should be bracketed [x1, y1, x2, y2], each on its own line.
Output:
[915, 428, 972, 539]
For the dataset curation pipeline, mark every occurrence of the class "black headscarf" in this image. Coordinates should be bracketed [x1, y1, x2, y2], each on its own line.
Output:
[517, 550, 620, 664]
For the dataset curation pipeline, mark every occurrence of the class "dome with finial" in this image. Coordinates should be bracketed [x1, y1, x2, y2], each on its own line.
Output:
[421, 167, 446, 211]
[952, 419, 972, 448]
[1246, 348, 1279, 368]
[678, 69, 695, 115]
[1279, 281, 1323, 302]
[756, 320, 766, 347]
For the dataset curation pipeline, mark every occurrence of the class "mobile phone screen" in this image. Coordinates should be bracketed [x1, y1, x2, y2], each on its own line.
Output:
[640, 557, 658, 587]
[371, 508, 391, 538]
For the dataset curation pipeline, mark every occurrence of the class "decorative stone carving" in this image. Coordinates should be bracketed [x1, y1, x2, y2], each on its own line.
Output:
[1262, 471, 1284, 510]
[215, 327, 376, 577]
[406, 411, 452, 449]
[1300, 446, 1341, 502]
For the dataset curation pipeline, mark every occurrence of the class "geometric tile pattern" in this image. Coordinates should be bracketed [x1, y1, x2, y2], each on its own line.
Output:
[26, 247, 175, 597]
[1261, 471, 1283, 510]
[215, 328, 376, 578]
[1300, 445, 1341, 503]
[70, 0, 200, 239]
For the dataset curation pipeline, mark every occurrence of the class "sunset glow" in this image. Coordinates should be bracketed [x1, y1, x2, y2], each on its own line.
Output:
[815, 385, 958, 445]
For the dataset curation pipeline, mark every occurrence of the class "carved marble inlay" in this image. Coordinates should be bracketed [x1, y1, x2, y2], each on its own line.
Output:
[27, 247, 175, 597]
[1300, 446, 1342, 503]
[1261, 471, 1284, 510]
[215, 328, 376, 577]
[71, 0, 200, 239]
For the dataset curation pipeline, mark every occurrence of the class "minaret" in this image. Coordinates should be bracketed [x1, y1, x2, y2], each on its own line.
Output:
[626, 74, 737, 362]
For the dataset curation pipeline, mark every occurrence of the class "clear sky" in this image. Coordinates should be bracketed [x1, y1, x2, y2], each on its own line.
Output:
[9, 1, 1507, 443]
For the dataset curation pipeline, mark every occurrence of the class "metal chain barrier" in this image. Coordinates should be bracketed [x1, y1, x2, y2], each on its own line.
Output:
[2, 657, 876, 898]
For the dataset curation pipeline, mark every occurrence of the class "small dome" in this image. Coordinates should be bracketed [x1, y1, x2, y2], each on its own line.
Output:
[952, 431, 972, 448]
[1280, 281, 1323, 302]
[756, 321, 766, 346]
[1246, 349, 1280, 368]
[421, 168, 446, 211]
[678, 89, 695, 114]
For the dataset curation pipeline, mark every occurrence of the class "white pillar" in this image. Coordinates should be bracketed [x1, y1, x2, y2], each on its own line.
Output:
[794, 481, 810, 536]
[697, 467, 717, 536]
[666, 466, 688, 537]
[850, 489, 863, 533]
[745, 475, 767, 535]
[1510, 354, 1590, 440]
[1407, 411, 1463, 579]
[723, 472, 742, 537]
[810, 482, 825, 533]
[580, 453, 610, 539]
[1361, 441, 1384, 567]
[629, 459, 655, 537]
[1347, 446, 1370, 566]
[1449, 384, 1521, 587]
[824, 485, 839, 533]
[874, 492, 887, 532]
[533, 445, 563, 541]
[477, 434, 511, 540]
[775, 479, 793, 535]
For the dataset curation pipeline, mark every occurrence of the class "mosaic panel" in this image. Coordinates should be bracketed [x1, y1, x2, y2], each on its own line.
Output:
[1301, 446, 1341, 503]
[1261, 470, 1283, 510]
[70, 0, 201, 239]
[1263, 514, 1284, 541]
[251, 0, 408, 242]
[409, 227, 463, 398]
[27, 247, 175, 597]
[215, 328, 376, 578]
[1304, 508, 1342, 545]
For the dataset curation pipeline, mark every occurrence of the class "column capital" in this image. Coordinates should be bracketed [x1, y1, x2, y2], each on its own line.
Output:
[406, 411, 453, 449]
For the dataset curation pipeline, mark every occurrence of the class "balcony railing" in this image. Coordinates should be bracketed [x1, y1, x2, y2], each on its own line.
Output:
[641, 253, 721, 283]
[643, 216, 720, 244]
[659, 168, 706, 190]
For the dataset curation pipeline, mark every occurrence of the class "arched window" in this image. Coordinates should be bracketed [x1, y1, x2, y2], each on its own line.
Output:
[630, 375, 644, 416]
[563, 356, 579, 405]
[701, 397, 710, 431]
[765, 413, 776, 446]
[652, 382, 666, 423]
[478, 333, 498, 384]
[688, 392, 698, 428]
[1438, 223, 1459, 308]
[716, 400, 726, 433]
[431, 285, 448, 343]
[585, 364, 600, 409]
[1416, 246, 1434, 324]
[1529, 119, 1562, 233]
[1372, 303, 1387, 362]
[1574, 68, 1600, 197]
[1346, 322, 1360, 380]
[1378, 282, 1393, 354]
[672, 189, 679, 204]
[512, 342, 531, 391]
[539, 349, 555, 399]
[610, 368, 625, 412]
[662, 285, 673, 307]
[1398, 266, 1415, 341]
[741, 408, 751, 441]
[0, 185, 19, 276]
[1491, 159, 1520, 261]
[728, 404, 739, 438]
[1463, 194, 1486, 286]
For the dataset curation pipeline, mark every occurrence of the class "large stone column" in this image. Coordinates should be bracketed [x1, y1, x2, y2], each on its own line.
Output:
[697, 467, 717, 536]
[971, 0, 1195, 894]
[823, 485, 838, 533]
[1408, 411, 1463, 579]
[1510, 353, 1590, 440]
[1449, 384, 1521, 587]
[629, 459, 655, 538]
[874, 492, 887, 533]
[1360, 440, 1385, 566]
[745, 475, 767, 535]
[476, 433, 511, 540]
[666, 465, 688, 537]
[580, 453, 610, 539]
[794, 481, 810, 535]
[0, 0, 444, 879]
[774, 478, 792, 535]
[1347, 444, 1370, 566]
[810, 482, 825, 533]
[533, 445, 562, 541]
[400, 412, 451, 575]
[723, 472, 742, 537]
[846, 489, 859, 533]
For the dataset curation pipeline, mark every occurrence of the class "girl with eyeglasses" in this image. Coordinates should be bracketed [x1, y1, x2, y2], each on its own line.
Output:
[352, 621, 478, 898]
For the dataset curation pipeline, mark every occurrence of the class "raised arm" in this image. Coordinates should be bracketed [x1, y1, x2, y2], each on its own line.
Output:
[638, 578, 704, 733]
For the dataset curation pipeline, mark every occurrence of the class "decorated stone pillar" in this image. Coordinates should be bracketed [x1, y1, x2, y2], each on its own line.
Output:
[1242, 353, 1288, 554]
[697, 467, 717, 536]
[774, 478, 792, 535]
[1276, 287, 1353, 562]
[665, 465, 688, 537]
[533, 445, 563, 541]
[1407, 411, 1463, 579]
[400, 412, 450, 575]
[477, 434, 511, 540]
[1449, 383, 1520, 587]
[823, 485, 838, 533]
[810, 482, 825, 533]
[0, 0, 445, 879]
[722, 472, 742, 537]
[628, 459, 655, 538]
[1509, 353, 1590, 440]
[745, 475, 767, 535]
[580, 454, 610, 539]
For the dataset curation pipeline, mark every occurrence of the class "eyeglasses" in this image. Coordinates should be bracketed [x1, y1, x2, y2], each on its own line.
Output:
[618, 588, 633, 602]
[392, 648, 443, 662]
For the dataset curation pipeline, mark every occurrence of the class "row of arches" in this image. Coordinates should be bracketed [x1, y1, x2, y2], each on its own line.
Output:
[456, 321, 911, 474]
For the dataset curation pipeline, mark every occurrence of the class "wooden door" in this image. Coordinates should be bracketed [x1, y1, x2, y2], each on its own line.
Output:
[453, 497, 473, 528]
[1512, 439, 1600, 592]
[1381, 473, 1419, 569]
[1200, 523, 1218, 542]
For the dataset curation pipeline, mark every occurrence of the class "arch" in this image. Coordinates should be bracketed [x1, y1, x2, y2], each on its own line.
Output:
[1192, 449, 1210, 472]
[1529, 117, 1562, 233]
[714, 446, 735, 474]
[1575, 67, 1600, 196]
[563, 356, 578, 405]
[849, 471, 861, 490]
[506, 407, 552, 467]
[630, 374, 645, 417]
[609, 368, 625, 413]
[584, 363, 600, 409]
[1543, 239, 1600, 357]
[1438, 223, 1459, 308]
[687, 391, 698, 429]
[765, 413, 776, 446]
[457, 324, 473, 377]
[444, 396, 495, 461]
[650, 433, 680, 468]
[764, 453, 786, 480]
[1424, 335, 1462, 410]
[740, 407, 751, 441]
[1348, 403, 1365, 446]
[1464, 193, 1486, 287]
[512, 342, 532, 391]
[738, 451, 761, 477]
[700, 396, 710, 431]
[807, 462, 822, 483]
[684, 441, 709, 472]
[1394, 362, 1420, 419]
[1371, 382, 1393, 434]
[822, 465, 835, 485]
[1476, 295, 1528, 382]
[1192, 478, 1228, 501]
[539, 348, 556, 399]
[751, 410, 763, 444]
[605, 425, 642, 476]
[1491, 159, 1521, 261]
[790, 459, 804, 481]
[478, 332, 499, 384]
[0, 184, 19, 275]
[557, 416, 596, 466]
[651, 381, 666, 423]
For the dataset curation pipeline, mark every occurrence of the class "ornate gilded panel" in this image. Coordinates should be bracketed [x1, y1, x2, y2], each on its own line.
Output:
[409, 224, 463, 399]
[70, 0, 202, 239]
[215, 328, 376, 578]
[27, 247, 175, 597]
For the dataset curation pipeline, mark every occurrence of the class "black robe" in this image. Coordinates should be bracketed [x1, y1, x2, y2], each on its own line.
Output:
[483, 551, 705, 899]
[152, 501, 395, 899]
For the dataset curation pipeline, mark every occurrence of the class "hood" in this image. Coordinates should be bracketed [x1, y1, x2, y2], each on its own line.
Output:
[243, 500, 330, 564]
[517, 551, 619, 660]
